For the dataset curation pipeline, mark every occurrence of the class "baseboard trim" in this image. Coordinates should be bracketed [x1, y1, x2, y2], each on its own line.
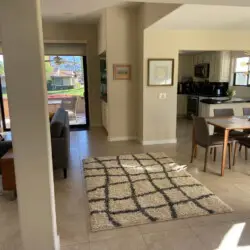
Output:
[55, 234, 60, 250]
[90, 124, 102, 128]
[108, 136, 137, 142]
[141, 138, 177, 145]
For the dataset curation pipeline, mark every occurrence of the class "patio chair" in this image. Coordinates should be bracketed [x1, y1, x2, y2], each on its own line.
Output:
[60, 96, 78, 122]
[190, 116, 233, 172]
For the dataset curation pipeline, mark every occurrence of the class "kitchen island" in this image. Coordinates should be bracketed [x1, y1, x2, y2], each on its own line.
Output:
[200, 98, 250, 134]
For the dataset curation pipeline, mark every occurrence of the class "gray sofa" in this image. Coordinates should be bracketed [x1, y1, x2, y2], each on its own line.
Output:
[50, 108, 70, 178]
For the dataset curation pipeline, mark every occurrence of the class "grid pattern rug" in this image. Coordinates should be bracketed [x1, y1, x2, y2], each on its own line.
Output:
[83, 152, 233, 232]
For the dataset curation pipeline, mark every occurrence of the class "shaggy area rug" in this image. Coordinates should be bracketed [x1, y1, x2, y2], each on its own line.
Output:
[83, 152, 232, 232]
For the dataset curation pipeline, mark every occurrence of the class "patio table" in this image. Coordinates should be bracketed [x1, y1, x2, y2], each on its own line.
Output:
[205, 116, 250, 176]
[48, 99, 62, 113]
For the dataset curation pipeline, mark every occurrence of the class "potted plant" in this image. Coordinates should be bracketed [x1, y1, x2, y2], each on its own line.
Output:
[226, 88, 236, 100]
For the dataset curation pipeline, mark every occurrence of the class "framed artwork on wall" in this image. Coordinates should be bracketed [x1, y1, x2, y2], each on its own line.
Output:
[113, 64, 131, 80]
[147, 59, 174, 86]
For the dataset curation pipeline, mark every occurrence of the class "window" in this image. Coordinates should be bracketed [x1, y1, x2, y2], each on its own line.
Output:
[234, 57, 250, 86]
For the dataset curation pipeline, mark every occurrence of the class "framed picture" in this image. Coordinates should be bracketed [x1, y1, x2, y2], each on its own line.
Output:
[148, 59, 174, 86]
[113, 64, 131, 80]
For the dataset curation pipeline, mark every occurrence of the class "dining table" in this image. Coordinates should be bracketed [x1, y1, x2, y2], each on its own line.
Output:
[205, 116, 250, 176]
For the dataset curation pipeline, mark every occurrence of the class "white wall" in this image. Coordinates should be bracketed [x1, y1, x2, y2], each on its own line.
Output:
[143, 3, 181, 29]
[97, 10, 107, 55]
[106, 7, 137, 140]
[0, 22, 102, 127]
[142, 29, 250, 142]
[0, 1, 59, 248]
[136, 6, 145, 141]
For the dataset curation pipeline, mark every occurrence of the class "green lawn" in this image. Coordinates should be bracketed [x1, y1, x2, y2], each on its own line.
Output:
[48, 87, 84, 97]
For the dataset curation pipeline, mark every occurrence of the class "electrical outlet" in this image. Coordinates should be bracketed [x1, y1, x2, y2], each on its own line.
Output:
[159, 93, 167, 99]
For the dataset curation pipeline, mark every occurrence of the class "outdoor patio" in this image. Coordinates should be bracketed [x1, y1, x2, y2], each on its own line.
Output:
[69, 112, 86, 125]
[1, 95, 86, 129]
[48, 95, 86, 126]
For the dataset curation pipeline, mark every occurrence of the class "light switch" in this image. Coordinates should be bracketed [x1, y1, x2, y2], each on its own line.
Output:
[159, 93, 167, 99]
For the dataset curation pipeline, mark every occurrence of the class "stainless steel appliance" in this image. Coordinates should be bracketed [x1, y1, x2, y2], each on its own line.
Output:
[187, 95, 199, 119]
[216, 88, 221, 96]
[194, 63, 210, 78]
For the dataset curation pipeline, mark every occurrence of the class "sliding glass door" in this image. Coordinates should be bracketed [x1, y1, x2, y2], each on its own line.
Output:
[45, 55, 89, 128]
[0, 54, 89, 131]
[0, 55, 10, 130]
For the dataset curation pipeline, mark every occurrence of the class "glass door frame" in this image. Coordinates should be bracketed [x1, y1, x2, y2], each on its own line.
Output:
[0, 78, 9, 131]
[77, 56, 89, 130]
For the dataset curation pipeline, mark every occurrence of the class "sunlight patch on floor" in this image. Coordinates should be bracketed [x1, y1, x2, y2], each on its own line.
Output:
[217, 223, 250, 250]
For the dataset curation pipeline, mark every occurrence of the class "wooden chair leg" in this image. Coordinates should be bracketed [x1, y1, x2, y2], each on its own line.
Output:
[190, 144, 196, 163]
[245, 146, 248, 161]
[213, 147, 217, 162]
[228, 144, 232, 169]
[233, 142, 238, 166]
[204, 147, 209, 172]
[210, 148, 213, 155]
[194, 144, 198, 158]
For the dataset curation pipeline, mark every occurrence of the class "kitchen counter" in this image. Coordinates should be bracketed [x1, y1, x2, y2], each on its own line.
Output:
[199, 99, 250, 134]
[201, 98, 250, 104]
[178, 93, 228, 98]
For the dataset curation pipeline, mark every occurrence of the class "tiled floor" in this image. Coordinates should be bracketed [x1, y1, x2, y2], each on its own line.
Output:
[1, 118, 250, 249]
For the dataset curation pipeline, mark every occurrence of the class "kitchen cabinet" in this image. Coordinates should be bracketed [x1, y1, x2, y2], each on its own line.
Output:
[178, 55, 194, 81]
[197, 54, 203, 64]
[179, 51, 231, 82]
[218, 51, 231, 82]
[101, 100, 108, 132]
[209, 53, 218, 81]
[177, 95, 187, 117]
[193, 51, 231, 82]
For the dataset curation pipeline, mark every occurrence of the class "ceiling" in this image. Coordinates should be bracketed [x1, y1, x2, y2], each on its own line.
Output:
[154, 4, 250, 29]
[41, 0, 250, 23]
[42, 1, 139, 23]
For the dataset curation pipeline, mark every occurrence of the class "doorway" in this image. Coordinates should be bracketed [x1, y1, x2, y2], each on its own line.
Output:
[0, 54, 90, 131]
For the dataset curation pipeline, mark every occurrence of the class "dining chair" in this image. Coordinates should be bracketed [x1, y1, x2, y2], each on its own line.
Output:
[242, 108, 250, 134]
[238, 108, 250, 152]
[233, 137, 250, 166]
[190, 116, 233, 172]
[213, 108, 246, 138]
[60, 96, 78, 122]
[214, 108, 234, 117]
[243, 108, 250, 116]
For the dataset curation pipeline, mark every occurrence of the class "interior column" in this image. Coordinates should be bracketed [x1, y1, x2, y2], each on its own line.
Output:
[0, 0, 60, 249]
